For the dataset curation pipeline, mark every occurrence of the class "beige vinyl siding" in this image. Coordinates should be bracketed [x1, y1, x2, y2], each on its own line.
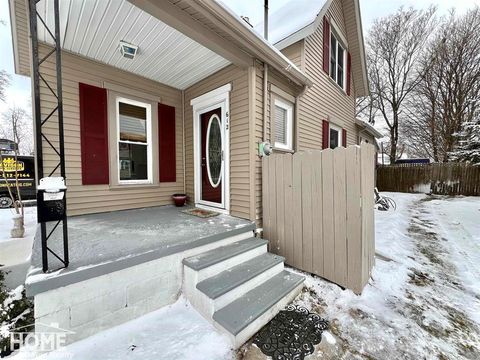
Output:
[280, 0, 357, 150]
[357, 130, 376, 146]
[37, 45, 184, 216]
[280, 41, 304, 70]
[11, 0, 31, 76]
[184, 65, 252, 220]
[253, 61, 301, 225]
[343, 0, 368, 97]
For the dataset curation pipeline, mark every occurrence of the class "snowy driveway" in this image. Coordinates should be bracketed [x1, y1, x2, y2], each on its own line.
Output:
[278, 193, 480, 360]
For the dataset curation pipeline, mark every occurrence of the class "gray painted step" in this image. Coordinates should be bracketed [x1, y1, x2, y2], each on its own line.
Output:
[196, 253, 284, 299]
[183, 238, 267, 271]
[212, 270, 304, 335]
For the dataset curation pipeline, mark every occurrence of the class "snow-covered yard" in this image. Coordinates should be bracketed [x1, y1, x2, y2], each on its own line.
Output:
[0, 207, 37, 247]
[11, 297, 233, 360]
[7, 193, 480, 359]
[0, 207, 37, 288]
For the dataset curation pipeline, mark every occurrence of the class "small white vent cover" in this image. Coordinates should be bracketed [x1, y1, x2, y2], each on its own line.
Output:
[119, 41, 138, 60]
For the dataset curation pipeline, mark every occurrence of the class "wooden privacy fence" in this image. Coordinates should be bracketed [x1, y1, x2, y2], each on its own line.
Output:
[377, 163, 480, 196]
[262, 144, 376, 294]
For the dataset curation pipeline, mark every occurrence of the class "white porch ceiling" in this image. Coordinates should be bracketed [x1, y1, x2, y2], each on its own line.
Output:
[35, 0, 231, 90]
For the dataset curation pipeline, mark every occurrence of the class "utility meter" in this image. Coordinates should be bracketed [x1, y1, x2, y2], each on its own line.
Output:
[258, 142, 273, 157]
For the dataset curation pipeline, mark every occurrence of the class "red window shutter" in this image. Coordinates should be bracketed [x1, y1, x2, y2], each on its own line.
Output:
[342, 129, 347, 147]
[158, 103, 176, 182]
[322, 120, 330, 149]
[322, 16, 330, 74]
[79, 83, 109, 185]
[346, 52, 352, 96]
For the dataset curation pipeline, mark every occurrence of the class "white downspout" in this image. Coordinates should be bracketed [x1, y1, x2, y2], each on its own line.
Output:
[263, 0, 269, 143]
[263, 63, 269, 142]
[182, 90, 186, 194]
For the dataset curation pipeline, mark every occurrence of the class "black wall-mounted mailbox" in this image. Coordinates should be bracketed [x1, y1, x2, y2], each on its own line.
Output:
[37, 189, 66, 222]
[36, 177, 67, 223]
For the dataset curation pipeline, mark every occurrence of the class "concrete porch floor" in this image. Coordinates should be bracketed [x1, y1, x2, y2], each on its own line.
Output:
[27, 205, 254, 295]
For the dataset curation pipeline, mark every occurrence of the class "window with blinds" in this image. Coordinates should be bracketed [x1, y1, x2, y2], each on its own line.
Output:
[330, 31, 346, 90]
[273, 97, 293, 151]
[116, 97, 152, 183]
[274, 105, 287, 145]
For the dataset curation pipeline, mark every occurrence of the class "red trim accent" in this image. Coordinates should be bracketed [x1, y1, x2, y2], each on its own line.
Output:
[342, 129, 347, 147]
[323, 16, 330, 74]
[322, 120, 330, 149]
[79, 83, 109, 185]
[158, 103, 176, 183]
[346, 52, 352, 96]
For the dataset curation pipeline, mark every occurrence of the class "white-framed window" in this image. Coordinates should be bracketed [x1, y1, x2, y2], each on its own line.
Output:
[330, 31, 346, 90]
[329, 123, 342, 149]
[116, 97, 152, 184]
[273, 97, 294, 151]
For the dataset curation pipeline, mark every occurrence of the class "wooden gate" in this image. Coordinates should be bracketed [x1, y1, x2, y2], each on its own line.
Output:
[262, 144, 375, 293]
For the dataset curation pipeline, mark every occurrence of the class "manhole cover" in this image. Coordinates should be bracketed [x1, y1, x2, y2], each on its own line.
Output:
[253, 305, 328, 360]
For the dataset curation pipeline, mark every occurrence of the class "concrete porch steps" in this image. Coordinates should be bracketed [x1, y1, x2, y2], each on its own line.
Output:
[196, 253, 285, 299]
[213, 270, 305, 347]
[183, 237, 268, 271]
[182, 237, 304, 348]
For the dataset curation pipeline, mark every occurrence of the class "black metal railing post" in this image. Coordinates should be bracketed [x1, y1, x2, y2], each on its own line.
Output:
[29, 0, 69, 272]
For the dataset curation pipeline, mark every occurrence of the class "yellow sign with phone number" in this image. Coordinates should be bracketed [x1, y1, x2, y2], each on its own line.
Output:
[0, 158, 25, 172]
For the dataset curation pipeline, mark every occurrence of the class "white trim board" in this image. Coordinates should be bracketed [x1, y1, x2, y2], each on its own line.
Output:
[191, 84, 231, 212]
[115, 97, 153, 185]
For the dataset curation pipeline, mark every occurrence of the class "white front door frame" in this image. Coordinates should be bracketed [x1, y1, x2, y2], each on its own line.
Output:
[191, 83, 231, 213]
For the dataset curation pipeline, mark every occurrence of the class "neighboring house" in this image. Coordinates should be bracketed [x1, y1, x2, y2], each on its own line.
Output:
[355, 117, 382, 148]
[8, 0, 368, 350]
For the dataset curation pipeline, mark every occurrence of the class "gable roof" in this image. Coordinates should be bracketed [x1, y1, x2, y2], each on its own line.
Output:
[255, 0, 369, 97]
[253, 0, 328, 45]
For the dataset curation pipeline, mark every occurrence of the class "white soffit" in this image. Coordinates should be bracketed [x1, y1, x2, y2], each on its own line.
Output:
[35, 0, 230, 90]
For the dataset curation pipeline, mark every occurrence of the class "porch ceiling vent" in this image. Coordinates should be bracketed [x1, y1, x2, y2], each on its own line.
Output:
[119, 41, 138, 60]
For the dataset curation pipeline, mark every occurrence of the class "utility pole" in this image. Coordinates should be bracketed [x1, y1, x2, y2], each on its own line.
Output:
[264, 0, 269, 40]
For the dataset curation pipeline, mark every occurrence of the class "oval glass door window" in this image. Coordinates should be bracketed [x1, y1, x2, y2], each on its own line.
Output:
[206, 114, 222, 188]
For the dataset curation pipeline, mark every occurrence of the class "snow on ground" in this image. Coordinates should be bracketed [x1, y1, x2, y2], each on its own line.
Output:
[0, 207, 36, 245]
[1, 207, 37, 288]
[7, 195, 480, 359]
[284, 192, 480, 359]
[12, 297, 234, 360]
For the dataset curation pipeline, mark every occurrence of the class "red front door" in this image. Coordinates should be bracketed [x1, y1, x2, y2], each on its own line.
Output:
[200, 108, 223, 205]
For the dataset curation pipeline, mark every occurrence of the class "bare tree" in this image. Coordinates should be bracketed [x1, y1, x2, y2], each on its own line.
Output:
[0, 109, 26, 233]
[0, 19, 9, 102]
[366, 7, 436, 162]
[404, 7, 480, 162]
[0, 70, 9, 103]
[356, 94, 378, 125]
[0, 107, 33, 155]
[356, 60, 379, 125]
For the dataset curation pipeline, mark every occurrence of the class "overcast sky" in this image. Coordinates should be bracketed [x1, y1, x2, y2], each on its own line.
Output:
[1, 0, 479, 118]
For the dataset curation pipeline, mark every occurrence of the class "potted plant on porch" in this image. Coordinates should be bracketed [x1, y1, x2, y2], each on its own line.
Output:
[172, 193, 187, 207]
